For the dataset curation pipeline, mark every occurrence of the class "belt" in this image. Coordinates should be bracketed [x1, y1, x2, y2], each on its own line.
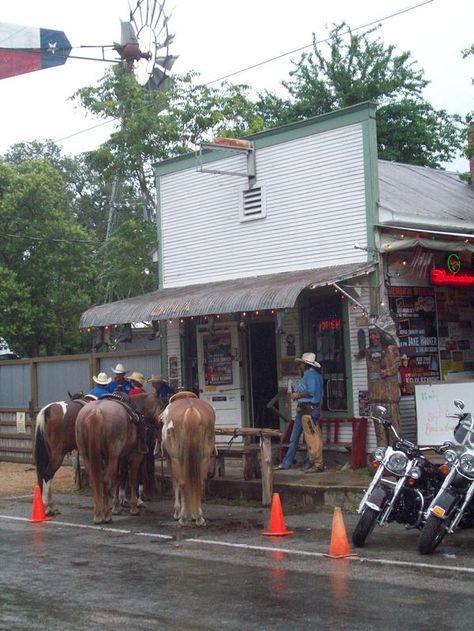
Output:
[299, 402, 320, 407]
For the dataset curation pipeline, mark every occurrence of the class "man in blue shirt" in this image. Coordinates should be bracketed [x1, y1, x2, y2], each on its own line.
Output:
[109, 363, 133, 394]
[89, 372, 112, 397]
[275, 352, 324, 472]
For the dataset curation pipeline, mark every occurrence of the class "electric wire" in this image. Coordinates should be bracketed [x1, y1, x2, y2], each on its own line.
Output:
[53, 0, 434, 145]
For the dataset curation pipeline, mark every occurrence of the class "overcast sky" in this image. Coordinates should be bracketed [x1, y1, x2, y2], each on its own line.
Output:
[0, 0, 473, 170]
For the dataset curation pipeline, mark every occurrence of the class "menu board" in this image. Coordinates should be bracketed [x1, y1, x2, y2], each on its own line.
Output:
[388, 287, 440, 395]
[203, 330, 233, 386]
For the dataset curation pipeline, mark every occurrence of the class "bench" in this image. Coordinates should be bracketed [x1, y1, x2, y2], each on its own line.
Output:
[213, 444, 261, 481]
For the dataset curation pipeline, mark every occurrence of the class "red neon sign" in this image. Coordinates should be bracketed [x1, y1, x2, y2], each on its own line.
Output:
[430, 268, 474, 287]
[319, 319, 341, 331]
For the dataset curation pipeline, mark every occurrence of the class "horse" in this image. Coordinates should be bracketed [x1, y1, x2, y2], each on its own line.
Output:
[75, 397, 148, 524]
[118, 393, 166, 505]
[34, 392, 95, 516]
[161, 391, 216, 526]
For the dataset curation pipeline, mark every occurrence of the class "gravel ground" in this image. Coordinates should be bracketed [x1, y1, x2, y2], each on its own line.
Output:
[0, 462, 75, 496]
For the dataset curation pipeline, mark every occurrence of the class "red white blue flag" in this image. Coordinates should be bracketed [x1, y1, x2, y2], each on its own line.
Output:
[0, 22, 71, 80]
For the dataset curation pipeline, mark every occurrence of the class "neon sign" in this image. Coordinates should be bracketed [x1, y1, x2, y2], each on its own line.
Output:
[319, 319, 341, 331]
[430, 268, 474, 287]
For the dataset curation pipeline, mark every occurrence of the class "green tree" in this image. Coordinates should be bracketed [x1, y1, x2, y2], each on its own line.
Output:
[0, 159, 97, 356]
[256, 23, 465, 168]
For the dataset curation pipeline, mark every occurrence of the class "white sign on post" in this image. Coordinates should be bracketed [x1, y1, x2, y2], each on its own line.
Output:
[415, 382, 474, 445]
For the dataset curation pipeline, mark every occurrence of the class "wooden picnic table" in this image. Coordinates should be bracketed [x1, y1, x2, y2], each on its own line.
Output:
[214, 427, 281, 507]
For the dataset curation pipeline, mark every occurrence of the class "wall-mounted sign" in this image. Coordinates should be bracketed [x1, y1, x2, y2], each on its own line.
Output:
[430, 268, 474, 287]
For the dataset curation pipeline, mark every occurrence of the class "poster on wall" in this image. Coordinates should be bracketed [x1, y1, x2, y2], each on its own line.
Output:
[203, 330, 233, 386]
[388, 287, 440, 394]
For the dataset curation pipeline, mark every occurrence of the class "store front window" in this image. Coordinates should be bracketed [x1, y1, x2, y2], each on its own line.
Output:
[301, 294, 347, 411]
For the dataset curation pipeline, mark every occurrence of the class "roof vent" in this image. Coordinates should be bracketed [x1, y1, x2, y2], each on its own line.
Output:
[240, 186, 266, 222]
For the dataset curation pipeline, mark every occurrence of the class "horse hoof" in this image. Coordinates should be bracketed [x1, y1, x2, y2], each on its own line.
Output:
[195, 518, 206, 527]
[178, 517, 188, 527]
[129, 506, 140, 516]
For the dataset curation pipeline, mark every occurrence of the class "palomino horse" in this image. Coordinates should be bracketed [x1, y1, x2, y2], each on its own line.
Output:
[34, 393, 95, 516]
[162, 392, 216, 526]
[75, 397, 146, 524]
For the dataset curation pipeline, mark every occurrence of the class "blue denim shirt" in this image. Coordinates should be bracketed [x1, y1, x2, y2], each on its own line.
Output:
[295, 367, 323, 404]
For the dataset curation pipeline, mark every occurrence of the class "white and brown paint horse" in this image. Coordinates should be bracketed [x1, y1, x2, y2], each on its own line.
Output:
[75, 396, 157, 524]
[34, 393, 95, 516]
[162, 392, 216, 526]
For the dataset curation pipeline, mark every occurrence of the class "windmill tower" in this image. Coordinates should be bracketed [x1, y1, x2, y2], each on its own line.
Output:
[105, 0, 177, 242]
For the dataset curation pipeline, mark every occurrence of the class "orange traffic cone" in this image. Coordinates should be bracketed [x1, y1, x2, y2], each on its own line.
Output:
[262, 492, 293, 536]
[28, 485, 50, 523]
[324, 506, 357, 558]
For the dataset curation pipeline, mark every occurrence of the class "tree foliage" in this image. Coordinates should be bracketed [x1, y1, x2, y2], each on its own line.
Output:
[0, 158, 97, 356]
[255, 23, 465, 168]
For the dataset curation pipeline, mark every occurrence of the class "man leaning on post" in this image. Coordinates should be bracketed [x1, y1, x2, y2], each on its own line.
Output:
[275, 352, 325, 473]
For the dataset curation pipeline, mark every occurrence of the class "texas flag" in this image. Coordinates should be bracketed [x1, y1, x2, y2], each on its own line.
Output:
[0, 22, 71, 80]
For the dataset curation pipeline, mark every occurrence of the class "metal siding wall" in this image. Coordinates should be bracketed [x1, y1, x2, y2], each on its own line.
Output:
[0, 364, 31, 407]
[160, 124, 368, 287]
[400, 395, 417, 442]
[37, 360, 90, 407]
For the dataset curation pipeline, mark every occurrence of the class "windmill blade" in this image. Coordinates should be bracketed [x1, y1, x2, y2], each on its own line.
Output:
[156, 55, 178, 71]
[148, 65, 172, 91]
[120, 21, 138, 46]
[0, 21, 71, 80]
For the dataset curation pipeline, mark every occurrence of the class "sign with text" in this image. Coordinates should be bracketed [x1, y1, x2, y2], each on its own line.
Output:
[415, 382, 474, 445]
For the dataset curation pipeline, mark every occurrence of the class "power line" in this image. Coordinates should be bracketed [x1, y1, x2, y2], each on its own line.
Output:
[4, 232, 99, 244]
[54, 0, 433, 145]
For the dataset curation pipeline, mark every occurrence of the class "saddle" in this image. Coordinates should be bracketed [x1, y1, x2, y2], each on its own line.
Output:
[98, 393, 148, 454]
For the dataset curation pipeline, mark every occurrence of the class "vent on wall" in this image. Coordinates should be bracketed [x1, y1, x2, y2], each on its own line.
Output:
[240, 186, 266, 222]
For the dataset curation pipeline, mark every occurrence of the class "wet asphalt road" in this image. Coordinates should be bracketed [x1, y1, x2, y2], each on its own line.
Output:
[1, 490, 474, 630]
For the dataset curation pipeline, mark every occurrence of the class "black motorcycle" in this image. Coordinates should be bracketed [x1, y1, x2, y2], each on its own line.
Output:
[353, 405, 446, 547]
[418, 399, 474, 554]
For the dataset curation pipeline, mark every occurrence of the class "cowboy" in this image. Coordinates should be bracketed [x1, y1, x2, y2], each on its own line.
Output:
[147, 374, 174, 406]
[109, 363, 133, 394]
[128, 372, 146, 396]
[275, 352, 324, 473]
[89, 372, 113, 398]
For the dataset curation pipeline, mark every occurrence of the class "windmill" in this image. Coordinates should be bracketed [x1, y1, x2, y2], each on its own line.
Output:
[0, 1, 177, 89]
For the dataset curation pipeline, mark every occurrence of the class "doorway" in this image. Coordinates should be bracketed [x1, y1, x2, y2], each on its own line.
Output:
[248, 321, 279, 429]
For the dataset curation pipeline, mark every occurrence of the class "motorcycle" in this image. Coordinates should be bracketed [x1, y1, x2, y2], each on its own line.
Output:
[418, 399, 474, 555]
[352, 405, 446, 548]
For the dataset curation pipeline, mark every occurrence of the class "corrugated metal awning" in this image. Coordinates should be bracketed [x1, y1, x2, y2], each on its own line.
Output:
[79, 262, 375, 328]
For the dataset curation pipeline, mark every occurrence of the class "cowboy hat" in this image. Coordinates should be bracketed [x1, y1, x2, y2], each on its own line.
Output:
[129, 371, 145, 387]
[93, 372, 112, 385]
[112, 363, 128, 374]
[295, 352, 321, 369]
[147, 374, 166, 383]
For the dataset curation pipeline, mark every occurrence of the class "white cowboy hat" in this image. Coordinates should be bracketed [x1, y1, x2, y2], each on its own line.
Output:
[93, 372, 112, 385]
[112, 363, 128, 374]
[295, 352, 321, 369]
[129, 371, 145, 387]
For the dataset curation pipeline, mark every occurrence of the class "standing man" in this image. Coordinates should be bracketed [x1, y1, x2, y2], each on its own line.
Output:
[147, 375, 174, 406]
[275, 352, 324, 473]
[356, 324, 401, 446]
[109, 363, 133, 394]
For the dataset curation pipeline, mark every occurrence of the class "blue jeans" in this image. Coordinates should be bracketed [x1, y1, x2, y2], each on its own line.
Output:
[281, 405, 320, 469]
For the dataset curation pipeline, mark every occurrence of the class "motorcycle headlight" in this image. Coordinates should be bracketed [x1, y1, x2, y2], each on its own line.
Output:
[459, 453, 474, 475]
[444, 449, 458, 465]
[374, 447, 386, 462]
[387, 451, 408, 474]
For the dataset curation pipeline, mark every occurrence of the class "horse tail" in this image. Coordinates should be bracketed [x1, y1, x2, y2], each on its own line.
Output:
[34, 405, 53, 486]
[83, 407, 104, 486]
[180, 406, 207, 518]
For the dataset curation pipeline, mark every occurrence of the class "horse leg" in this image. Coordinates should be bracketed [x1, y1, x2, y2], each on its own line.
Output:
[194, 457, 212, 527]
[102, 456, 121, 523]
[42, 448, 67, 516]
[112, 460, 127, 515]
[127, 453, 143, 516]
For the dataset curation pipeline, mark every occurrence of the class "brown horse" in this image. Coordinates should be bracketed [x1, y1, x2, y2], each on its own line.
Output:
[34, 393, 94, 516]
[162, 392, 216, 526]
[75, 397, 146, 524]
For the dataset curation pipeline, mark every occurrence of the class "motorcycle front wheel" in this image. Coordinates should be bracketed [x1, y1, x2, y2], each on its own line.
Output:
[418, 514, 447, 555]
[352, 507, 378, 547]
